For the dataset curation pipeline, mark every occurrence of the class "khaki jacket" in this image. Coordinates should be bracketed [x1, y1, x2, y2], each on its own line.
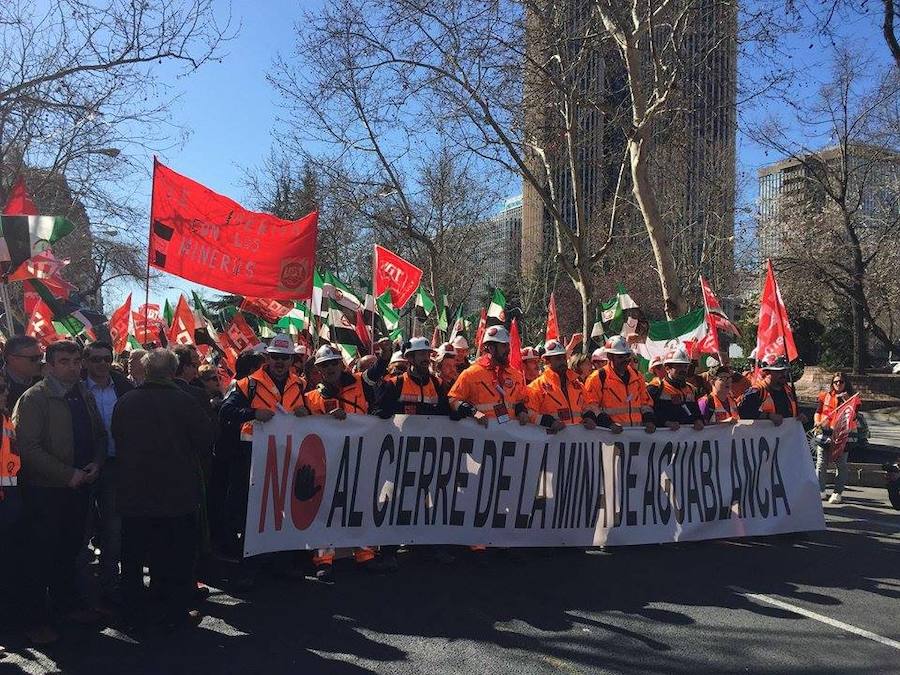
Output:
[12, 376, 107, 487]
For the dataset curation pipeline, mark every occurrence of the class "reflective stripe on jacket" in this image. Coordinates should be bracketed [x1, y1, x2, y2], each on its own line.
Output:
[0, 416, 18, 487]
[306, 373, 369, 415]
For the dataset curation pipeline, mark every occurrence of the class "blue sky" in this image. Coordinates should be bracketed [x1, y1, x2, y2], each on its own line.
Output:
[117, 0, 893, 308]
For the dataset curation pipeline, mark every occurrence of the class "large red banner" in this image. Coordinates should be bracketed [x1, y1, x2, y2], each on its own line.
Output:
[150, 159, 318, 300]
[756, 260, 799, 363]
[373, 245, 422, 309]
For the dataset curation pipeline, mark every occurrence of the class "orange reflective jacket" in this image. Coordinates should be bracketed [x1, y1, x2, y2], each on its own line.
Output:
[700, 393, 738, 423]
[306, 373, 369, 415]
[814, 391, 855, 429]
[526, 368, 587, 425]
[236, 369, 306, 441]
[584, 365, 653, 426]
[448, 355, 526, 420]
[0, 415, 18, 488]
[759, 385, 799, 418]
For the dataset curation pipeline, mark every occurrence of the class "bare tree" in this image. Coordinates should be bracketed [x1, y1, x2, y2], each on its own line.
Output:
[750, 49, 900, 373]
[0, 0, 234, 233]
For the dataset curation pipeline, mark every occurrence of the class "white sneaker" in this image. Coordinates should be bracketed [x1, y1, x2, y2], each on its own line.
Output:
[828, 493, 843, 504]
[820, 491, 828, 500]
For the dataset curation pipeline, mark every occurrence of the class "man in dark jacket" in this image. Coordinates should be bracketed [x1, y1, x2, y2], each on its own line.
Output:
[2, 335, 42, 407]
[13, 340, 107, 645]
[112, 349, 213, 631]
[83, 340, 133, 604]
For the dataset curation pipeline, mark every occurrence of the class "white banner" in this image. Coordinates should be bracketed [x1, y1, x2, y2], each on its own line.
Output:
[244, 416, 825, 556]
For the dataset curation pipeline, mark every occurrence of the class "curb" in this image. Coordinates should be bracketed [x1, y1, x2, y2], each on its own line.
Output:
[841, 463, 887, 489]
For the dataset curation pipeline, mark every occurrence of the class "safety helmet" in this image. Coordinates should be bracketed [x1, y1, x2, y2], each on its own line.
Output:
[663, 347, 692, 365]
[314, 345, 343, 365]
[591, 348, 608, 363]
[482, 325, 510, 345]
[760, 355, 790, 371]
[389, 351, 407, 365]
[521, 347, 540, 361]
[403, 337, 433, 355]
[451, 335, 469, 350]
[605, 335, 632, 355]
[542, 339, 567, 357]
[649, 355, 665, 371]
[266, 333, 295, 354]
[433, 342, 456, 362]
[294, 344, 308, 356]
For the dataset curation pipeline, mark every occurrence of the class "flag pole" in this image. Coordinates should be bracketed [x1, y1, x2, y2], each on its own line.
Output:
[0, 282, 15, 336]
[144, 157, 157, 345]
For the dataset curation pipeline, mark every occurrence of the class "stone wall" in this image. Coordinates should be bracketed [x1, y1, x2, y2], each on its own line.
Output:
[796, 366, 900, 407]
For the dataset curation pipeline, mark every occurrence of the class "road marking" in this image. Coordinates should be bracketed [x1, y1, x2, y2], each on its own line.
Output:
[736, 590, 900, 651]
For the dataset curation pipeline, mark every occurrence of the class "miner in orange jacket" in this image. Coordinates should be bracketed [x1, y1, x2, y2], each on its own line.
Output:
[448, 325, 529, 427]
[737, 356, 806, 425]
[521, 347, 542, 384]
[306, 340, 394, 581]
[526, 339, 597, 432]
[584, 336, 656, 433]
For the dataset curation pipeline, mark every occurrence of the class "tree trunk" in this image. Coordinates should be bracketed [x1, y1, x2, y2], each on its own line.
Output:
[575, 277, 593, 355]
[628, 132, 686, 319]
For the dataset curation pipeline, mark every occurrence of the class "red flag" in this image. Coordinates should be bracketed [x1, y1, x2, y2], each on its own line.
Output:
[509, 318, 523, 374]
[545, 292, 560, 343]
[150, 159, 318, 299]
[167, 295, 197, 346]
[756, 260, 798, 364]
[474, 308, 488, 351]
[223, 312, 261, 354]
[109, 293, 132, 354]
[133, 304, 164, 344]
[3, 176, 38, 215]
[355, 308, 372, 353]
[26, 298, 60, 347]
[239, 297, 293, 324]
[431, 325, 441, 350]
[699, 275, 740, 356]
[828, 394, 861, 462]
[9, 249, 70, 282]
[372, 244, 423, 309]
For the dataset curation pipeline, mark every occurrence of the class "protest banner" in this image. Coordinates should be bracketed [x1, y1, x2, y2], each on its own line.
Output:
[244, 416, 825, 556]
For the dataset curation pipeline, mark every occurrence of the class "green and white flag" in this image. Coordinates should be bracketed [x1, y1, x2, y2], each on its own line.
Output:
[125, 335, 143, 352]
[276, 301, 312, 335]
[436, 293, 449, 332]
[600, 284, 637, 335]
[163, 299, 174, 327]
[375, 291, 403, 341]
[323, 270, 362, 311]
[0, 215, 75, 268]
[311, 269, 325, 317]
[414, 285, 435, 320]
[635, 308, 708, 367]
[322, 296, 363, 357]
[486, 288, 506, 326]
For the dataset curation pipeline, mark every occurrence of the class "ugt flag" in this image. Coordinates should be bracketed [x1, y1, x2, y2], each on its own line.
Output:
[150, 159, 318, 300]
[756, 260, 798, 364]
[373, 245, 422, 308]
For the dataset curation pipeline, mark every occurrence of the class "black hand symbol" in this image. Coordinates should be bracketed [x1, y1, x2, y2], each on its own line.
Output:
[294, 464, 321, 502]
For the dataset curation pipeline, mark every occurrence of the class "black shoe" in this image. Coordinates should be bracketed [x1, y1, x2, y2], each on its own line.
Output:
[315, 566, 335, 583]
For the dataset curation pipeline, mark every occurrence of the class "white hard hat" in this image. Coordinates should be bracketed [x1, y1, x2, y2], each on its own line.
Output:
[404, 337, 433, 355]
[521, 347, 540, 361]
[294, 343, 308, 356]
[605, 335, 631, 355]
[314, 345, 343, 365]
[760, 355, 790, 371]
[451, 335, 469, 350]
[542, 339, 566, 357]
[482, 325, 510, 344]
[705, 356, 720, 369]
[434, 342, 456, 361]
[591, 348, 608, 363]
[663, 346, 691, 365]
[649, 355, 665, 370]
[267, 333, 295, 355]
[251, 343, 267, 354]
[389, 350, 407, 365]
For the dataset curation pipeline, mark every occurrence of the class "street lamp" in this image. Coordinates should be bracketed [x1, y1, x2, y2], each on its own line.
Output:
[91, 147, 121, 158]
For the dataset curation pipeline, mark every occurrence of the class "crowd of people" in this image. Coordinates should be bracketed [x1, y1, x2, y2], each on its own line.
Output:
[0, 323, 848, 651]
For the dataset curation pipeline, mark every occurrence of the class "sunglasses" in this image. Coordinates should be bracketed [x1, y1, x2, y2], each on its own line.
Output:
[268, 354, 292, 361]
[833, 379, 844, 384]
[10, 354, 42, 362]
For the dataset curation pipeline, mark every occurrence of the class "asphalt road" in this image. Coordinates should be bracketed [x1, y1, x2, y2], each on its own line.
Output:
[2, 485, 898, 675]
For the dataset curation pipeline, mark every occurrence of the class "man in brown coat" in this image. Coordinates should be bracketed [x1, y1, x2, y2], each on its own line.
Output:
[112, 349, 213, 631]
[13, 340, 107, 645]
